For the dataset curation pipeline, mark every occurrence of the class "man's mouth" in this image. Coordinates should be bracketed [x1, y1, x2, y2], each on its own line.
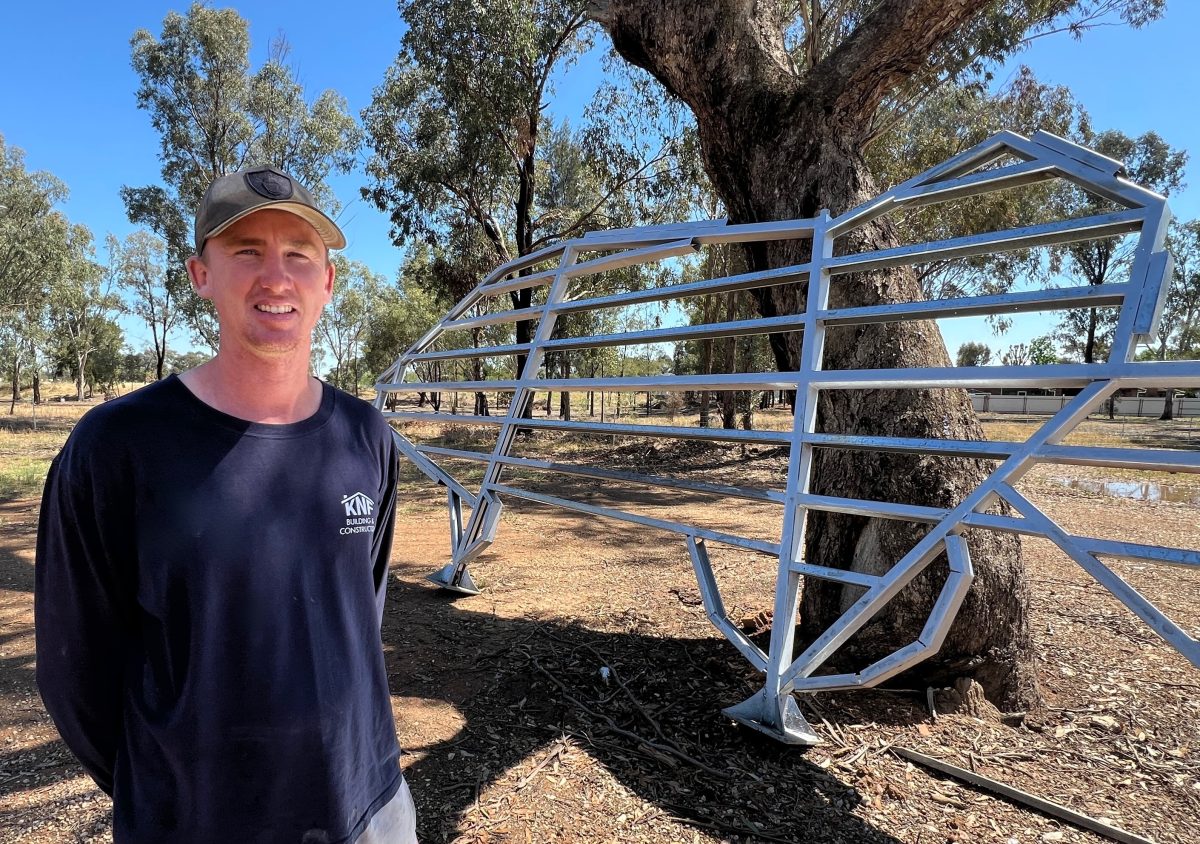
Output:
[256, 304, 295, 314]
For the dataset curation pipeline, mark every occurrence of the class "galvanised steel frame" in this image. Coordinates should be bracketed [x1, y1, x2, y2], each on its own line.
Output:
[373, 131, 1200, 744]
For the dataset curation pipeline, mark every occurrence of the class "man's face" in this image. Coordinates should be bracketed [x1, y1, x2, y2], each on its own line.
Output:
[186, 209, 335, 360]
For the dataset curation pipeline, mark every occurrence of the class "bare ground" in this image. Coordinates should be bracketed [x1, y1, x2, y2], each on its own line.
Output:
[2, 420, 1199, 843]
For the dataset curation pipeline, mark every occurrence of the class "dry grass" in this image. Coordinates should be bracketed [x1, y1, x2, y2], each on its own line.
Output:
[0, 382, 153, 500]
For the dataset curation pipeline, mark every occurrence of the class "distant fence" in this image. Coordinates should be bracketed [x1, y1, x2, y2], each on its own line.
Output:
[0, 398, 93, 428]
[972, 393, 1200, 417]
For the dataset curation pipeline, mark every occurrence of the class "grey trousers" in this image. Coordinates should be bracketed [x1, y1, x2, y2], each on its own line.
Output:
[355, 777, 417, 844]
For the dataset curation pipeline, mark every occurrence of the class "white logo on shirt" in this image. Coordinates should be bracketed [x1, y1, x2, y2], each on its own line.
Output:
[340, 492, 377, 535]
[342, 492, 375, 517]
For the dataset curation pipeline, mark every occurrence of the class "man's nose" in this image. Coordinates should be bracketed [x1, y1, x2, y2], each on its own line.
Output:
[257, 249, 292, 290]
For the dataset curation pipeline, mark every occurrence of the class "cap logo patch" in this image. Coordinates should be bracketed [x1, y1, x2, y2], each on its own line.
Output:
[245, 170, 294, 200]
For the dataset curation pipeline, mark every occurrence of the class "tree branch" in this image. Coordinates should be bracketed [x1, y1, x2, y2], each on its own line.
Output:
[805, 0, 994, 127]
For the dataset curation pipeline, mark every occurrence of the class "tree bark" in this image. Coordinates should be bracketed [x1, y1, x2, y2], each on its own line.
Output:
[1085, 307, 1098, 364]
[593, 0, 1037, 709]
[559, 353, 571, 420]
[9, 356, 20, 415]
[1160, 389, 1175, 421]
[76, 353, 88, 404]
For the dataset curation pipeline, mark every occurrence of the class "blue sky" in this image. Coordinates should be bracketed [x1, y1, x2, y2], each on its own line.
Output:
[2, 2, 1198, 356]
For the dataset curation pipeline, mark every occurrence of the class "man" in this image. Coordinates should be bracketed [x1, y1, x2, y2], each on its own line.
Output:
[35, 167, 417, 843]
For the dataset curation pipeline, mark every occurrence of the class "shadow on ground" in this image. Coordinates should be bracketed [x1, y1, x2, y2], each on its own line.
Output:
[384, 576, 907, 844]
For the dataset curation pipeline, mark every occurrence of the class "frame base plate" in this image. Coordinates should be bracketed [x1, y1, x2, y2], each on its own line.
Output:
[723, 689, 821, 746]
[427, 563, 481, 596]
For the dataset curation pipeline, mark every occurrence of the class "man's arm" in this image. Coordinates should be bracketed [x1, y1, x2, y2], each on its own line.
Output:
[34, 453, 128, 796]
[370, 438, 401, 623]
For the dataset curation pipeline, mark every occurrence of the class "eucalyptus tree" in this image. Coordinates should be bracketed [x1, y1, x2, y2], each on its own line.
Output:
[1028, 335, 1058, 365]
[166, 350, 213, 375]
[0, 302, 45, 409]
[590, 0, 1166, 708]
[1154, 220, 1200, 418]
[316, 256, 383, 395]
[120, 347, 160, 384]
[1052, 129, 1186, 363]
[0, 136, 69, 314]
[74, 318, 126, 397]
[126, 3, 361, 349]
[46, 226, 121, 402]
[867, 66, 1090, 310]
[1161, 222, 1200, 359]
[361, 272, 447, 391]
[111, 230, 180, 381]
[955, 342, 992, 367]
[0, 136, 73, 405]
[363, 1, 593, 266]
[363, 0, 692, 395]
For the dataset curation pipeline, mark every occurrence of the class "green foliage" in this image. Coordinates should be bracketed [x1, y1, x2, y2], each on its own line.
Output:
[84, 318, 129, 392]
[110, 230, 178, 379]
[956, 342, 992, 367]
[120, 184, 200, 345]
[43, 226, 122, 398]
[1027, 335, 1058, 365]
[785, 1, 1165, 139]
[119, 346, 161, 383]
[0, 134, 70, 310]
[361, 278, 439, 382]
[873, 103, 1188, 363]
[316, 256, 385, 394]
[130, 5, 359, 209]
[580, 57, 711, 225]
[363, 0, 592, 258]
[1052, 128, 1187, 362]
[165, 349, 212, 375]
[867, 67, 1090, 303]
[362, 0, 695, 314]
[0, 139, 123, 404]
[1156, 220, 1200, 360]
[667, 245, 776, 427]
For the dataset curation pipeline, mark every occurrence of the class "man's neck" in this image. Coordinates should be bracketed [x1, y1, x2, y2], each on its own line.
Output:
[179, 350, 323, 424]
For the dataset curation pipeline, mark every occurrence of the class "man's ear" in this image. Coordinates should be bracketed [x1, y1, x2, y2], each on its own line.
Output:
[323, 257, 335, 304]
[186, 255, 212, 300]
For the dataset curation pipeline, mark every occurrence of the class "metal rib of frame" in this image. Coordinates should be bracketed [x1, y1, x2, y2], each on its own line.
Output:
[374, 130, 1200, 745]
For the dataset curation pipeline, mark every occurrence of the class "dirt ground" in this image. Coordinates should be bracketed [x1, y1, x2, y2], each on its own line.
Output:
[1, 416, 1199, 843]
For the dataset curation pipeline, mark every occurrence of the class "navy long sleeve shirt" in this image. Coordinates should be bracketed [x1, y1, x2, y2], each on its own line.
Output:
[35, 376, 402, 843]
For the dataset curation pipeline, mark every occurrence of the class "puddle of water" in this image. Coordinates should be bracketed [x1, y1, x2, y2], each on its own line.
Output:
[1049, 477, 1200, 504]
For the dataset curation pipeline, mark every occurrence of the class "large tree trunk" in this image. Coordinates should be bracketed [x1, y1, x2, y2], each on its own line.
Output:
[594, 0, 1038, 709]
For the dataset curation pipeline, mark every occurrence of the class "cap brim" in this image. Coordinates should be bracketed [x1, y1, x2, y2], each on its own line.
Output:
[204, 201, 347, 251]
